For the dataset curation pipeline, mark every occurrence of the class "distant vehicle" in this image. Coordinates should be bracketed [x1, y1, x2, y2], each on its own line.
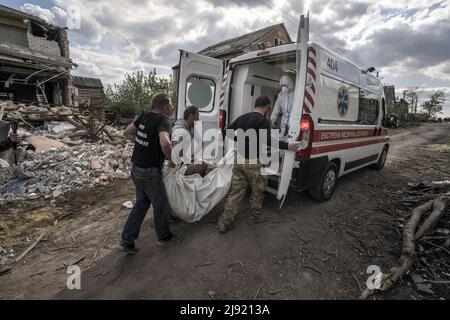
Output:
[174, 14, 389, 203]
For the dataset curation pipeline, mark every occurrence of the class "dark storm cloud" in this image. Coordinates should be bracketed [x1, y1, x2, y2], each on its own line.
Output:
[347, 22, 450, 69]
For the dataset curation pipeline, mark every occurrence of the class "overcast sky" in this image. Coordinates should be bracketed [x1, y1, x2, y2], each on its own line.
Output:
[2, 0, 449, 116]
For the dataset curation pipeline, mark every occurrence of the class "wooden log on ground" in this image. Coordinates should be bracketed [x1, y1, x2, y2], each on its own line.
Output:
[415, 195, 450, 240]
[14, 233, 45, 263]
[359, 200, 433, 299]
[360, 194, 450, 299]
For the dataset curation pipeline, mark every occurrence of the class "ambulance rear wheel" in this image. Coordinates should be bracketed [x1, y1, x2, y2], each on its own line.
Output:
[371, 146, 388, 171]
[309, 162, 338, 202]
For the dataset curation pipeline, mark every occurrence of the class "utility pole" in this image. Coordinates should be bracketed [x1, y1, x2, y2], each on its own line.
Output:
[414, 88, 423, 114]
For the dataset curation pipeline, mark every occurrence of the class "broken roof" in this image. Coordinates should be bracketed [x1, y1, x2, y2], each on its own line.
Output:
[72, 76, 104, 88]
[198, 23, 292, 58]
[0, 4, 60, 30]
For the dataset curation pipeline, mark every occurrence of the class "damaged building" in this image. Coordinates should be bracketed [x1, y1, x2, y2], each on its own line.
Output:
[197, 23, 292, 62]
[72, 76, 105, 112]
[0, 4, 74, 106]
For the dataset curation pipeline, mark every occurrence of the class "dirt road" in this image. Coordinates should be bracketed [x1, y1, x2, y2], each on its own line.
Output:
[1, 122, 449, 300]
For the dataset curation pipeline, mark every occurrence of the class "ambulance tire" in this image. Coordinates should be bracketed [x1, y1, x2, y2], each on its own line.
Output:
[371, 146, 388, 171]
[309, 162, 338, 202]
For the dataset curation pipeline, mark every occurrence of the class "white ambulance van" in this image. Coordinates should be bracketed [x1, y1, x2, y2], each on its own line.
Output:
[174, 14, 390, 204]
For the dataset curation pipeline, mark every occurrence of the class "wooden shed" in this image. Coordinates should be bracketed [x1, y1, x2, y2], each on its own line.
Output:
[72, 76, 105, 111]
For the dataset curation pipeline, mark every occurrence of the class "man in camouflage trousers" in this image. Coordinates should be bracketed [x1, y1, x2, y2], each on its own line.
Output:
[217, 96, 300, 233]
[220, 163, 267, 227]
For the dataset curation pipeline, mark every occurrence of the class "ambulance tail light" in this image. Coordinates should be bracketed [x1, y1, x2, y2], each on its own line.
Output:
[296, 114, 314, 159]
[219, 110, 226, 129]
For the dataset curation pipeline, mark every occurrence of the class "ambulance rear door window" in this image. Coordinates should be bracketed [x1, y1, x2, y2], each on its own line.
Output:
[185, 76, 216, 113]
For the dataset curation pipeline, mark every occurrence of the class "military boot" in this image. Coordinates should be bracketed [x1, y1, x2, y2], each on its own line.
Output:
[217, 217, 231, 233]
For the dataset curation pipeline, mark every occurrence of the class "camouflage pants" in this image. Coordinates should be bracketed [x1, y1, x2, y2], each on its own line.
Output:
[220, 163, 267, 224]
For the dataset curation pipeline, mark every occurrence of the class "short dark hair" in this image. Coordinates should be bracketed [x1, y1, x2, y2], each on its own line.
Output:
[184, 106, 199, 120]
[254, 95, 271, 108]
[151, 92, 170, 110]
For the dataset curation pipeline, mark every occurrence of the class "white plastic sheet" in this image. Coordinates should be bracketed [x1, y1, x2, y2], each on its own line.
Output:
[163, 150, 235, 222]
[46, 121, 76, 134]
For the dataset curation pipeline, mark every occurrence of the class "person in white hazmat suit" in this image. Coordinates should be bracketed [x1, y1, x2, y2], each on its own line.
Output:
[270, 75, 295, 139]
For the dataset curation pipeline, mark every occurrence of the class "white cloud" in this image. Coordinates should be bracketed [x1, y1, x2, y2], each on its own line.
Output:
[18, 0, 450, 99]
[21, 3, 69, 26]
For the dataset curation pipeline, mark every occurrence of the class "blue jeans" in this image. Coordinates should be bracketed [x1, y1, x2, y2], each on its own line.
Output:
[121, 165, 171, 244]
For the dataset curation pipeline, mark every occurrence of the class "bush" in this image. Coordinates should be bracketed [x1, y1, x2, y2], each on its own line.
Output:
[105, 70, 175, 118]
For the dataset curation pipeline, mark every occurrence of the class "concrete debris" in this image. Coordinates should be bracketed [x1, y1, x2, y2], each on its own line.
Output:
[0, 159, 10, 168]
[1, 100, 125, 144]
[68, 130, 89, 139]
[27, 136, 68, 152]
[0, 100, 131, 204]
[1, 101, 78, 122]
[122, 201, 134, 209]
[46, 121, 77, 135]
[0, 142, 133, 204]
[0, 100, 22, 112]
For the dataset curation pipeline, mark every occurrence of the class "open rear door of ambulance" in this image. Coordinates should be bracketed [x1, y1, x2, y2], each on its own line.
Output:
[277, 13, 310, 208]
[177, 51, 224, 132]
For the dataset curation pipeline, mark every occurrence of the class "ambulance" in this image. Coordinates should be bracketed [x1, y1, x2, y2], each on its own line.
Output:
[174, 14, 390, 205]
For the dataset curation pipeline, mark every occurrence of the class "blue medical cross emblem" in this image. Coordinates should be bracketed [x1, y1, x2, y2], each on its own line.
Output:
[337, 87, 349, 117]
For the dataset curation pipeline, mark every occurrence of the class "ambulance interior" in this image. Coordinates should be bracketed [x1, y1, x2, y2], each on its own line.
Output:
[228, 51, 297, 125]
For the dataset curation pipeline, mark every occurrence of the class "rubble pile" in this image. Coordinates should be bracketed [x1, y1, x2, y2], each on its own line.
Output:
[0, 142, 133, 204]
[1, 100, 77, 122]
[0, 245, 16, 265]
[0, 99, 133, 204]
[1, 100, 126, 144]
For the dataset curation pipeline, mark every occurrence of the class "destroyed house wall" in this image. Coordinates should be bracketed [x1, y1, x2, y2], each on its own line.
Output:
[0, 7, 72, 107]
[0, 12, 65, 58]
[28, 34, 62, 57]
[0, 72, 38, 102]
[0, 23, 28, 48]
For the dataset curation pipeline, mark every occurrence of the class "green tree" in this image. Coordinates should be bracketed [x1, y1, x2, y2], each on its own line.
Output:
[105, 69, 176, 118]
[390, 97, 409, 116]
[421, 90, 446, 118]
[404, 87, 422, 114]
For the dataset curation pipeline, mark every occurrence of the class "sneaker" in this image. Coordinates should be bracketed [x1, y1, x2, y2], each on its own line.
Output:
[157, 233, 184, 246]
[119, 242, 139, 255]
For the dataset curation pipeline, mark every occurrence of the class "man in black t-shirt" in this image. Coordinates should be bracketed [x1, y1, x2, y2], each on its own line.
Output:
[120, 93, 183, 254]
[217, 95, 301, 233]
